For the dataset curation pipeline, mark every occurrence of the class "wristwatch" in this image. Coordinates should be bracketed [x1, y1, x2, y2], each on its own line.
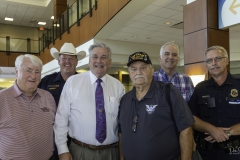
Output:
[225, 130, 231, 137]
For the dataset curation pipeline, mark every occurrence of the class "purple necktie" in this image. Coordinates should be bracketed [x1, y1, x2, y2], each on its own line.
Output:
[95, 79, 106, 143]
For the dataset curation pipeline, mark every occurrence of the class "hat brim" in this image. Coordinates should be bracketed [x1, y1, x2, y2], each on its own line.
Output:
[50, 47, 86, 61]
[127, 59, 151, 67]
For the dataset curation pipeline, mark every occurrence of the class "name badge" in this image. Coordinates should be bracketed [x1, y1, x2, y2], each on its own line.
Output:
[229, 98, 240, 104]
[48, 85, 59, 90]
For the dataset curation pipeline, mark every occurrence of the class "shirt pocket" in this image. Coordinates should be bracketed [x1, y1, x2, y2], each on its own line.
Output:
[227, 103, 240, 119]
[108, 97, 119, 117]
[198, 99, 214, 117]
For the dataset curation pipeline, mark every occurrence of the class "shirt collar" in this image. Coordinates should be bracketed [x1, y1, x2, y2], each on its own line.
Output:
[13, 81, 41, 98]
[159, 68, 178, 80]
[207, 72, 234, 86]
[53, 72, 78, 82]
[89, 71, 107, 85]
[131, 79, 156, 101]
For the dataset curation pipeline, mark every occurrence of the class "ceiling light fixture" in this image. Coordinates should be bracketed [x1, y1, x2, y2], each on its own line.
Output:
[38, 22, 46, 25]
[51, 16, 54, 19]
[54, 24, 60, 27]
[5, 17, 13, 21]
[132, 35, 137, 38]
[165, 22, 171, 25]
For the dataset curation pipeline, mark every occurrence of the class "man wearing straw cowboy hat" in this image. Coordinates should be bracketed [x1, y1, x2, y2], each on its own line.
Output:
[38, 42, 86, 160]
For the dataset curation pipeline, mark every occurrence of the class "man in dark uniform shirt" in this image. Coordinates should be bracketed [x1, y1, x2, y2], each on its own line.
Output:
[119, 52, 194, 160]
[188, 46, 240, 160]
[38, 43, 86, 160]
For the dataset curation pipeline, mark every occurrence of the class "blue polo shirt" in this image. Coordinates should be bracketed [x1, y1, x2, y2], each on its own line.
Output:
[119, 80, 194, 160]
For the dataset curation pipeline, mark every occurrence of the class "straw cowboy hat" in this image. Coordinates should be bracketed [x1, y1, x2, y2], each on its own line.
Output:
[50, 43, 86, 61]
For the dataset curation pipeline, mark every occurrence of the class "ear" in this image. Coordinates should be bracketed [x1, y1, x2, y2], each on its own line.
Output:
[226, 58, 229, 65]
[15, 67, 18, 77]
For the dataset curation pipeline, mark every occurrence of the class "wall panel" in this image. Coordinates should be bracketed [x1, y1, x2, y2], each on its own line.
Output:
[0, 52, 9, 67]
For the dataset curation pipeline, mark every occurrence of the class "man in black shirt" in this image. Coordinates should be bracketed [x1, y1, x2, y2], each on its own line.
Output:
[119, 52, 194, 160]
[188, 46, 240, 160]
[38, 42, 86, 160]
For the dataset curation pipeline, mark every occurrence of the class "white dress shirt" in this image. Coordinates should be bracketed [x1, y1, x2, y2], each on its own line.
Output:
[54, 71, 125, 154]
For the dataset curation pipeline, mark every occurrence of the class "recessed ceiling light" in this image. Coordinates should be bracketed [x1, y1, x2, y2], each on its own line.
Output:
[38, 22, 46, 25]
[5, 17, 13, 21]
[54, 24, 60, 27]
[165, 22, 171, 25]
[132, 35, 137, 38]
[51, 16, 54, 19]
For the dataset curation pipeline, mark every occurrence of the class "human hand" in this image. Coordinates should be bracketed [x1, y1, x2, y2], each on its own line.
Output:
[59, 152, 72, 160]
[205, 127, 230, 143]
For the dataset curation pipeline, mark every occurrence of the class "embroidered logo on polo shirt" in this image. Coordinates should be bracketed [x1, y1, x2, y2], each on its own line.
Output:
[146, 105, 157, 114]
[40, 107, 50, 112]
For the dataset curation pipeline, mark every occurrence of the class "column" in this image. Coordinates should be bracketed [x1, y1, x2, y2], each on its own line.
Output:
[183, 0, 229, 79]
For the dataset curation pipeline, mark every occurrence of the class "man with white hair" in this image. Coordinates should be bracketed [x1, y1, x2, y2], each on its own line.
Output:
[153, 42, 194, 103]
[0, 54, 56, 160]
[54, 43, 125, 160]
[119, 51, 194, 160]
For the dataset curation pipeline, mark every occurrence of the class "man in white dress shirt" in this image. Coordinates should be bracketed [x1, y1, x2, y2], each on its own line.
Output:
[54, 43, 125, 160]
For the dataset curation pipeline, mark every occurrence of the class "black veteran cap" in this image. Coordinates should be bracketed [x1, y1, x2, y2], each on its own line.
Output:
[127, 52, 152, 66]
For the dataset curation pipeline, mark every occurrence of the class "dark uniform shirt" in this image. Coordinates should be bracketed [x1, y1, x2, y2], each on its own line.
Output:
[38, 72, 78, 106]
[119, 80, 194, 160]
[188, 73, 240, 160]
[38, 71, 77, 160]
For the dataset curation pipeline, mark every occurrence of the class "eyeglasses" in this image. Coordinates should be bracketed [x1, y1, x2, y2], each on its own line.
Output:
[132, 115, 138, 133]
[205, 56, 227, 64]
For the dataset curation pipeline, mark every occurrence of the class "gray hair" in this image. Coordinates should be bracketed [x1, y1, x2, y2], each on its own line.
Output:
[160, 42, 179, 58]
[88, 43, 112, 58]
[205, 46, 228, 60]
[15, 54, 43, 70]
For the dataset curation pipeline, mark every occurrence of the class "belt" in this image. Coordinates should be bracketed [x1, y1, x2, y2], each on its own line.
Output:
[72, 138, 118, 150]
[198, 137, 240, 150]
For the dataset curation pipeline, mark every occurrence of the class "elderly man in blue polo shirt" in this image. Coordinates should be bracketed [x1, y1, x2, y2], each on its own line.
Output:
[118, 52, 195, 160]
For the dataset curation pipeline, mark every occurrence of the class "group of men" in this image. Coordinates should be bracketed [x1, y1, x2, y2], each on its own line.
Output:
[0, 41, 240, 160]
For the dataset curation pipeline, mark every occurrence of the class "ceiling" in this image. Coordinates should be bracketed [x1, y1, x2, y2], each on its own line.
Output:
[0, 0, 240, 88]
[0, 0, 74, 28]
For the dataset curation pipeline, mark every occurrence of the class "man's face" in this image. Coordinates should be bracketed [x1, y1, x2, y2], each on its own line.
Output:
[128, 61, 154, 86]
[88, 47, 112, 78]
[58, 54, 78, 75]
[159, 44, 179, 71]
[16, 58, 41, 94]
[205, 49, 228, 78]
